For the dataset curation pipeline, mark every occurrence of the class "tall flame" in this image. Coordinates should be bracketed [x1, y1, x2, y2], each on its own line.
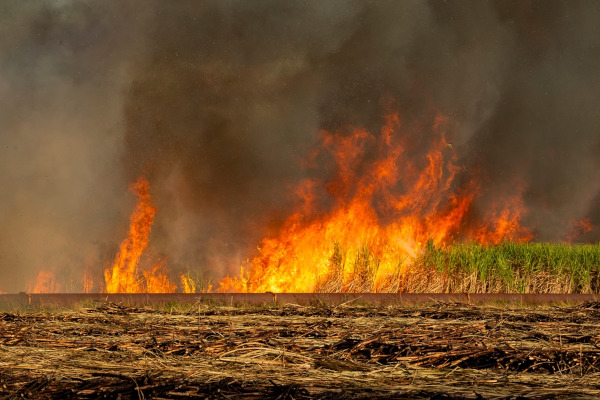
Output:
[104, 177, 158, 293]
[220, 112, 532, 293]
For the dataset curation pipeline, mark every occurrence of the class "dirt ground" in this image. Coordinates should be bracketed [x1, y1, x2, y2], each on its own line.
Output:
[1, 301, 600, 399]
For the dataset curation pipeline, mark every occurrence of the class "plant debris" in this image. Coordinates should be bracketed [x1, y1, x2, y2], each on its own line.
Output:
[1, 302, 600, 399]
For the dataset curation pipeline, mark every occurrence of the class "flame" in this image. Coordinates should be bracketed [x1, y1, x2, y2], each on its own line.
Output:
[29, 270, 59, 293]
[143, 261, 176, 293]
[180, 273, 196, 293]
[180, 272, 213, 293]
[473, 190, 533, 245]
[83, 266, 94, 293]
[220, 111, 532, 293]
[104, 177, 155, 293]
[565, 218, 594, 243]
[104, 177, 175, 293]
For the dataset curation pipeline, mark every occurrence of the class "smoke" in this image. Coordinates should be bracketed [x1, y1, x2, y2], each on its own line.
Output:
[2, 1, 600, 291]
[0, 1, 152, 291]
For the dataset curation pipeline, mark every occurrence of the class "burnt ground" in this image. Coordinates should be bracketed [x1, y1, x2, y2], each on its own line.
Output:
[2, 301, 600, 399]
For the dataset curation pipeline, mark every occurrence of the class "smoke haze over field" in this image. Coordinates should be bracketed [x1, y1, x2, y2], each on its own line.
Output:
[1, 0, 600, 292]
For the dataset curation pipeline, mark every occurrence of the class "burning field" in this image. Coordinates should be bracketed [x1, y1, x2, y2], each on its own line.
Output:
[19, 110, 600, 295]
[22, 123, 600, 295]
[2, 1, 600, 295]
[2, 1, 600, 397]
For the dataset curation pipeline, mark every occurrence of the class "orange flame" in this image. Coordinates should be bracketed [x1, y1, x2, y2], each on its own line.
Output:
[565, 218, 594, 243]
[472, 186, 533, 245]
[180, 273, 196, 293]
[104, 177, 175, 293]
[29, 270, 59, 293]
[144, 260, 176, 293]
[220, 112, 532, 293]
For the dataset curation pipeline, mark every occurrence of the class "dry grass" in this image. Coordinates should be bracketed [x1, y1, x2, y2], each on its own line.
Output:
[2, 301, 600, 398]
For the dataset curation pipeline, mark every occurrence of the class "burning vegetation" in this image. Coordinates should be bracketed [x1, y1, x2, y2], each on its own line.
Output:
[5, 3, 600, 400]
[6, 2, 600, 295]
[220, 112, 533, 293]
[104, 177, 159, 293]
[25, 110, 599, 295]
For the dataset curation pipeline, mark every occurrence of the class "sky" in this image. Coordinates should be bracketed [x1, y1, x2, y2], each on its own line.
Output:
[1, 0, 599, 292]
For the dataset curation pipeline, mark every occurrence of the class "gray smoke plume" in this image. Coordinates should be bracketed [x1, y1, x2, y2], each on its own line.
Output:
[0, 1, 152, 291]
[2, 0, 599, 292]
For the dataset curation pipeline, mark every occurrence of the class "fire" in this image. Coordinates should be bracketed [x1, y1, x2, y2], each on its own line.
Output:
[473, 190, 533, 245]
[220, 111, 532, 293]
[104, 177, 175, 293]
[565, 218, 594, 243]
[143, 261, 176, 293]
[83, 267, 94, 294]
[180, 273, 196, 293]
[180, 272, 213, 293]
[29, 270, 59, 293]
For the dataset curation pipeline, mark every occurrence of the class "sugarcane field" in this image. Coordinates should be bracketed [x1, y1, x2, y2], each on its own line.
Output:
[3, 1, 600, 399]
